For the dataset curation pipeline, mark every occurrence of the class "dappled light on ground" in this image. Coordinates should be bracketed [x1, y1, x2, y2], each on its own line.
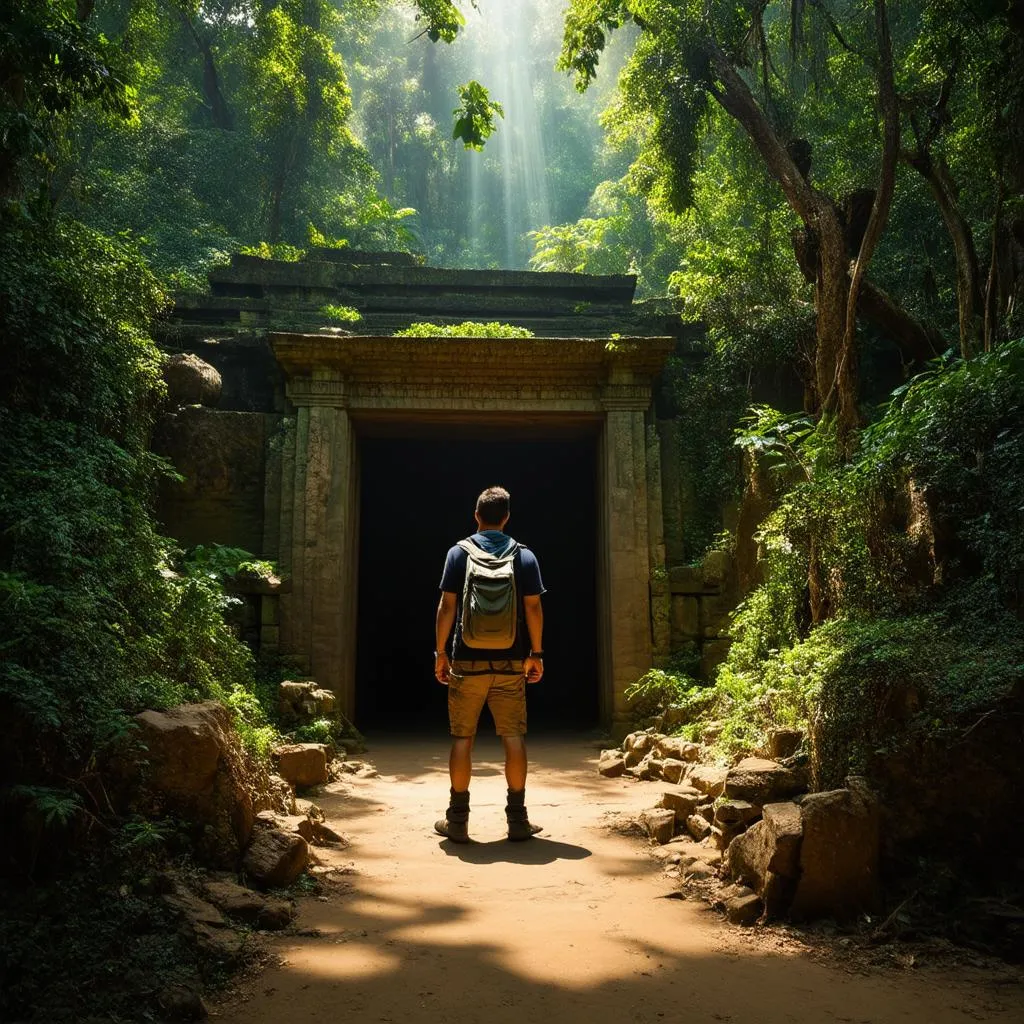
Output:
[216, 739, 1020, 1023]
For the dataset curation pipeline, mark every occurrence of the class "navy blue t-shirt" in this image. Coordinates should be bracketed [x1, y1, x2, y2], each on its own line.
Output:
[439, 531, 545, 660]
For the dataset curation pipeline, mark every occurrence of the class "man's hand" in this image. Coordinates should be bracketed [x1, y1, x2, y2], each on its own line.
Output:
[524, 655, 544, 684]
[435, 651, 452, 685]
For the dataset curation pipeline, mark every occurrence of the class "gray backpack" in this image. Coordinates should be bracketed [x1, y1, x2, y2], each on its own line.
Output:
[457, 538, 520, 649]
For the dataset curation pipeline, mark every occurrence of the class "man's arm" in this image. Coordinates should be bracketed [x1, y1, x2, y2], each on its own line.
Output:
[523, 594, 544, 683]
[435, 591, 457, 683]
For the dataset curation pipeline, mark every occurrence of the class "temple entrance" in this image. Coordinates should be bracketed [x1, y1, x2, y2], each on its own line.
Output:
[354, 425, 601, 732]
[269, 332, 673, 729]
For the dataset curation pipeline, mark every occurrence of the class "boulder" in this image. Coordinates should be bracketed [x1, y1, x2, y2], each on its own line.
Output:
[310, 820, 347, 846]
[598, 750, 626, 777]
[623, 746, 646, 769]
[130, 702, 254, 866]
[660, 759, 688, 784]
[790, 787, 880, 921]
[655, 736, 701, 762]
[726, 801, 803, 917]
[273, 743, 329, 788]
[725, 892, 763, 926]
[713, 800, 761, 828]
[686, 814, 712, 840]
[687, 765, 728, 798]
[635, 753, 663, 781]
[277, 680, 337, 724]
[659, 786, 703, 818]
[696, 801, 715, 823]
[768, 727, 804, 761]
[724, 757, 804, 804]
[624, 732, 658, 756]
[202, 879, 294, 930]
[162, 882, 243, 964]
[243, 820, 310, 889]
[265, 774, 297, 816]
[163, 352, 222, 407]
[257, 809, 315, 842]
[158, 984, 209, 1020]
[639, 808, 676, 844]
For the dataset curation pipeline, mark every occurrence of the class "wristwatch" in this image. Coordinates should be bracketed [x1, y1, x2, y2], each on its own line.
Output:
[529, 651, 545, 658]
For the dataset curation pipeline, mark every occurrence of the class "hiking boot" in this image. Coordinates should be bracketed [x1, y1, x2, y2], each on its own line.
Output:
[434, 788, 470, 843]
[506, 787, 542, 842]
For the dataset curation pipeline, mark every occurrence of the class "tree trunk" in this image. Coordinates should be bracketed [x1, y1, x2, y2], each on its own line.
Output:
[903, 151, 982, 357]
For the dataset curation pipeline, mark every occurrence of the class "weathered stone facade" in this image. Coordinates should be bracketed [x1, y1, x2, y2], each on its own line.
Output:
[154, 251, 731, 730]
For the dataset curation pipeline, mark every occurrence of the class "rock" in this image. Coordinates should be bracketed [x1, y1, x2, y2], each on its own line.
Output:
[768, 727, 804, 761]
[699, 719, 725, 744]
[790, 787, 881, 921]
[702, 549, 731, 586]
[243, 819, 310, 889]
[202, 880, 295, 930]
[655, 737, 701, 762]
[598, 750, 626, 777]
[277, 680, 337, 724]
[163, 352, 222, 407]
[163, 886, 228, 929]
[257, 809, 315, 842]
[727, 801, 804, 916]
[686, 814, 712, 840]
[622, 746, 646, 769]
[725, 893, 763, 926]
[624, 731, 657, 753]
[310, 820, 347, 846]
[639, 808, 676, 844]
[713, 800, 761, 828]
[659, 786, 703, 818]
[687, 765, 728, 798]
[266, 774, 297, 816]
[660, 759, 688, 784]
[724, 757, 804, 804]
[634, 752, 662, 781]
[128, 702, 254, 867]
[274, 743, 329, 788]
[682, 860, 717, 880]
[158, 985, 209, 1020]
[162, 882, 243, 963]
[697, 801, 716, 823]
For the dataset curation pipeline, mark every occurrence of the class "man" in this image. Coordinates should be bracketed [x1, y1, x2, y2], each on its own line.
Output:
[434, 485, 545, 843]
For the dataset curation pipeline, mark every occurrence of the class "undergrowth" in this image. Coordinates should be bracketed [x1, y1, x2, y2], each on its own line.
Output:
[648, 341, 1024, 773]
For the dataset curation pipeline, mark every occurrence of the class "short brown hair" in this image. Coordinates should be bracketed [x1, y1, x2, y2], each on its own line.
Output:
[476, 486, 510, 525]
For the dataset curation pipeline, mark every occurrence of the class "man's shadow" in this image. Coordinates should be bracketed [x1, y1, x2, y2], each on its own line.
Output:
[439, 837, 591, 865]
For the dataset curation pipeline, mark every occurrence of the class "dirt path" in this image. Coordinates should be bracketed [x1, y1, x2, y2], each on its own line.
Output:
[215, 737, 1022, 1023]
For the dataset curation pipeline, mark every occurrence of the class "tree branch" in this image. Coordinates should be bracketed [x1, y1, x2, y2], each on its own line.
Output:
[701, 38, 817, 223]
[837, 0, 900, 430]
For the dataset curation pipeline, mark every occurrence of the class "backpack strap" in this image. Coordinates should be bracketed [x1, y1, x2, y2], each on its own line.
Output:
[457, 537, 520, 565]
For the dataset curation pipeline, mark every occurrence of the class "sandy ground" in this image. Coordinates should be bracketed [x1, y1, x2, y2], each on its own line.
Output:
[214, 736, 1024, 1024]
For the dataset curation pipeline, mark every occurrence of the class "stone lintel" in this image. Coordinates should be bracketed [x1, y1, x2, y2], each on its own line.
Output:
[271, 334, 676, 388]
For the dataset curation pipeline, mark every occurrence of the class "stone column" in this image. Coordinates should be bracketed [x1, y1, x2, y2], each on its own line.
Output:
[647, 422, 670, 667]
[602, 383, 655, 731]
[277, 372, 357, 713]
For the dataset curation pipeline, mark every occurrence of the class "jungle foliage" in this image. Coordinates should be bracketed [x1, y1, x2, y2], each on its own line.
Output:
[548, 0, 1024, 802]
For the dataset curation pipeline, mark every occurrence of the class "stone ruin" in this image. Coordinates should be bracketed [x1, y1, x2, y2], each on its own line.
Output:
[154, 249, 745, 732]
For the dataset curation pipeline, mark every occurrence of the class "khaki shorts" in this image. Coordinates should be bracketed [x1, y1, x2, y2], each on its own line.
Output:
[448, 660, 527, 737]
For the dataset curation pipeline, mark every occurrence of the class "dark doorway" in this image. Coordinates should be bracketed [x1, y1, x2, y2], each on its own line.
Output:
[355, 427, 600, 733]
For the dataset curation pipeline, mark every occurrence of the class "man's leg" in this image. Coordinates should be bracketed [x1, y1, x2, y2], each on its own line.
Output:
[502, 735, 527, 790]
[489, 670, 542, 841]
[436, 666, 486, 843]
[450, 736, 474, 791]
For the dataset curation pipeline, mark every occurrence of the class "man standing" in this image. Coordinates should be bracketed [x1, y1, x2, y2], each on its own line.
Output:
[434, 486, 545, 843]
